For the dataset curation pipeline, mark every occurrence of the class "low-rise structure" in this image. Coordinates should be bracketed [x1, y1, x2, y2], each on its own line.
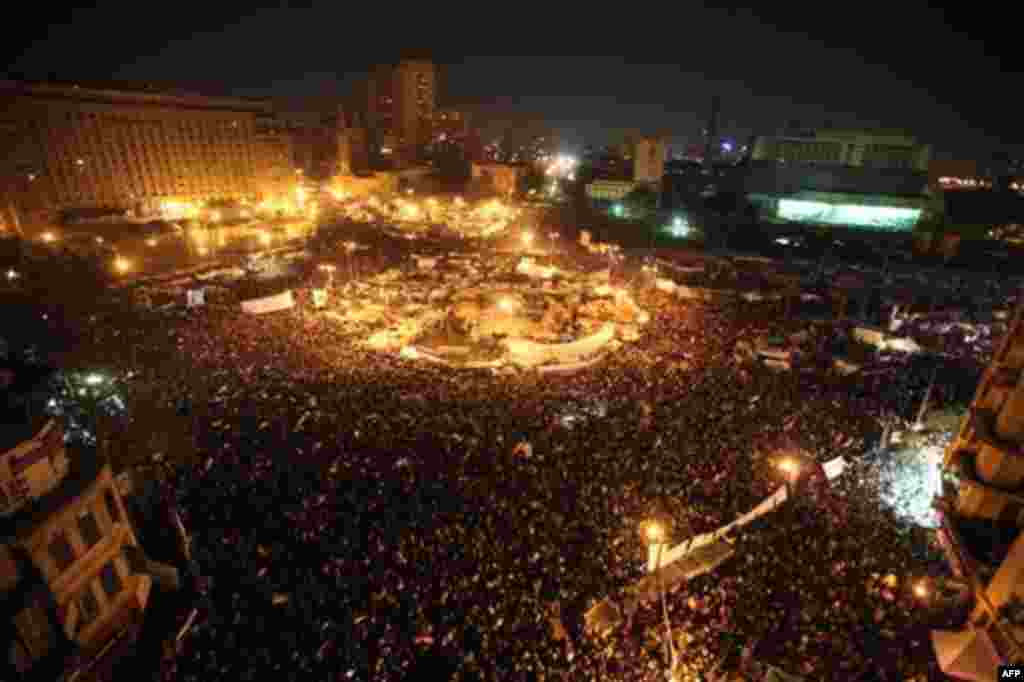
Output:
[2, 363, 171, 679]
[586, 180, 636, 202]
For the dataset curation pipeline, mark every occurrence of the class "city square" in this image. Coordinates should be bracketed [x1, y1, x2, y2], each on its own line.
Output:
[4, 29, 1024, 682]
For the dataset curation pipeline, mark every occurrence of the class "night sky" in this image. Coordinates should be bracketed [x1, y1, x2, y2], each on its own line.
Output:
[5, 5, 1019, 160]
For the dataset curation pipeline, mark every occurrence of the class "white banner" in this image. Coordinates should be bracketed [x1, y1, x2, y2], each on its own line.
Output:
[505, 323, 615, 366]
[655, 456, 847, 570]
[241, 290, 295, 315]
[187, 289, 206, 308]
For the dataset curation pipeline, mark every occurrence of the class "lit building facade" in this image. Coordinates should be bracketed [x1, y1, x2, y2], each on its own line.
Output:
[435, 109, 469, 141]
[471, 163, 520, 196]
[0, 80, 281, 222]
[585, 180, 636, 202]
[361, 60, 436, 165]
[253, 114, 298, 199]
[752, 129, 931, 171]
[634, 136, 667, 187]
[932, 303, 1024, 677]
[739, 128, 934, 232]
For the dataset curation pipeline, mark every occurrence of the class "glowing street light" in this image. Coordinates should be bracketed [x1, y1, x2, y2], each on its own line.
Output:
[84, 373, 105, 386]
[913, 580, 930, 600]
[497, 297, 519, 313]
[6, 269, 18, 281]
[777, 457, 800, 479]
[114, 257, 131, 274]
[639, 517, 676, 672]
[146, 238, 158, 247]
[41, 231, 57, 243]
[95, 236, 105, 244]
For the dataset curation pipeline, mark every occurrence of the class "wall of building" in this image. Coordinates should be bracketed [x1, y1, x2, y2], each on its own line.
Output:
[586, 180, 636, 201]
[0, 82, 275, 217]
[634, 137, 666, 186]
[752, 130, 930, 171]
[471, 163, 519, 196]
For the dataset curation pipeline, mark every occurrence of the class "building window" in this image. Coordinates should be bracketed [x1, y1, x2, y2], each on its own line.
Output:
[78, 510, 102, 548]
[48, 533, 76, 573]
[100, 561, 122, 597]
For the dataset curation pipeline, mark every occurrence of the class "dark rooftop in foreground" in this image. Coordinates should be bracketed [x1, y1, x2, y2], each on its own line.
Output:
[0, 443, 101, 543]
[1, 361, 57, 453]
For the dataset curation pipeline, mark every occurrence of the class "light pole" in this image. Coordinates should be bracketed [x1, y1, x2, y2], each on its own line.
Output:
[776, 457, 801, 501]
[640, 518, 676, 676]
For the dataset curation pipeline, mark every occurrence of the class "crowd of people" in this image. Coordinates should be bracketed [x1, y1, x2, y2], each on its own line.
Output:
[57, 218, 1014, 682]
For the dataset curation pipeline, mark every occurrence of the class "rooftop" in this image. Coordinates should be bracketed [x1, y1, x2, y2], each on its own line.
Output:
[0, 444, 104, 543]
[1, 361, 57, 454]
[0, 79, 273, 114]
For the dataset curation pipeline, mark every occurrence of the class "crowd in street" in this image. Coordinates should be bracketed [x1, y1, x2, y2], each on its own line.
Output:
[60, 225, 1013, 682]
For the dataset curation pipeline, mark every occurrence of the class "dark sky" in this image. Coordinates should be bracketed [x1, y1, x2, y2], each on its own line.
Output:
[5, 5, 1019, 160]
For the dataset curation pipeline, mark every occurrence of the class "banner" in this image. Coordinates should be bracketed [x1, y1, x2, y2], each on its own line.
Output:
[656, 456, 847, 570]
[312, 289, 328, 309]
[241, 290, 295, 315]
[187, 289, 206, 308]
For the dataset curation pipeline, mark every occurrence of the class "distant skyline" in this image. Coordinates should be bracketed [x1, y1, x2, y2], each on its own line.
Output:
[5, 6, 1021, 161]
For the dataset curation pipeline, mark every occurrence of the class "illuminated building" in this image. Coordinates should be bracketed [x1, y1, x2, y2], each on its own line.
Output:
[738, 128, 934, 232]
[253, 114, 298, 198]
[0, 80, 286, 223]
[471, 164, 520, 196]
[358, 60, 436, 166]
[931, 303, 1024, 676]
[634, 136, 667, 188]
[1, 364, 171, 678]
[752, 128, 931, 170]
[434, 109, 469, 140]
[585, 180, 636, 202]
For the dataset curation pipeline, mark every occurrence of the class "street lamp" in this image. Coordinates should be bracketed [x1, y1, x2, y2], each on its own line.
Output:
[777, 457, 801, 499]
[640, 518, 676, 673]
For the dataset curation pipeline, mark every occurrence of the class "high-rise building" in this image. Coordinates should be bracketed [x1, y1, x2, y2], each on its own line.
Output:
[634, 136, 667, 187]
[0, 80, 287, 223]
[931, 302, 1024, 677]
[358, 60, 436, 166]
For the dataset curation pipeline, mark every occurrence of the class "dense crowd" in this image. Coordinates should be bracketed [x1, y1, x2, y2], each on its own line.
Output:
[60, 226, 1010, 682]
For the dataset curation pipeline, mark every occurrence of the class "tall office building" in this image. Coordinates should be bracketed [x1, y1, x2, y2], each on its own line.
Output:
[634, 136, 667, 187]
[359, 60, 436, 166]
[0, 80, 290, 223]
